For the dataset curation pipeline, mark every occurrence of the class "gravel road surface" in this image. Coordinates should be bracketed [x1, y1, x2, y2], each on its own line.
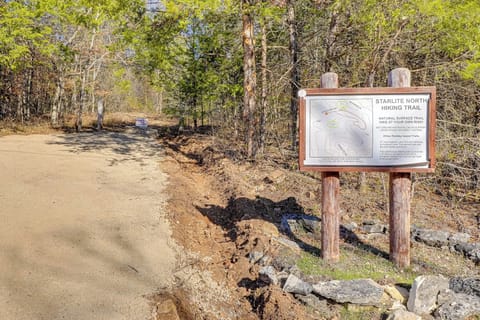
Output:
[0, 132, 176, 320]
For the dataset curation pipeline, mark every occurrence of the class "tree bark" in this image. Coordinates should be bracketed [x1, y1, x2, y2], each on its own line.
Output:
[242, 1, 257, 159]
[259, 19, 268, 155]
[287, 0, 300, 150]
[51, 75, 64, 127]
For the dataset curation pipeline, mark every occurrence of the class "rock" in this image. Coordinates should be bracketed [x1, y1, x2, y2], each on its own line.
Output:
[283, 274, 313, 296]
[390, 300, 407, 311]
[299, 216, 321, 234]
[454, 243, 480, 263]
[448, 233, 471, 245]
[450, 277, 480, 297]
[249, 251, 265, 264]
[407, 275, 449, 315]
[296, 294, 333, 316]
[277, 271, 290, 287]
[271, 251, 299, 273]
[384, 285, 409, 304]
[259, 266, 278, 285]
[312, 279, 384, 306]
[272, 236, 301, 252]
[386, 309, 422, 320]
[437, 289, 458, 306]
[248, 250, 271, 266]
[362, 221, 387, 234]
[435, 292, 480, 320]
[280, 215, 301, 234]
[412, 228, 450, 247]
[342, 222, 358, 232]
[280, 214, 320, 236]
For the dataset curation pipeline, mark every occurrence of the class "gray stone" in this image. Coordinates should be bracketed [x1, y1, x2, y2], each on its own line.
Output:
[283, 274, 313, 296]
[448, 233, 471, 245]
[342, 222, 358, 232]
[386, 309, 422, 320]
[384, 284, 409, 304]
[249, 251, 265, 264]
[407, 275, 449, 315]
[277, 271, 290, 287]
[412, 228, 450, 247]
[271, 252, 298, 273]
[280, 214, 320, 235]
[300, 216, 321, 234]
[454, 242, 480, 263]
[296, 294, 331, 314]
[435, 292, 480, 320]
[362, 221, 387, 234]
[450, 277, 480, 297]
[312, 279, 384, 306]
[259, 266, 278, 285]
[280, 214, 302, 234]
[258, 255, 272, 266]
[454, 242, 476, 255]
[272, 236, 301, 252]
[390, 300, 407, 311]
[437, 289, 458, 306]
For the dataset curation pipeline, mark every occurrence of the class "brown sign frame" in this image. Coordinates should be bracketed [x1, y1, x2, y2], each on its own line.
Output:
[299, 87, 436, 173]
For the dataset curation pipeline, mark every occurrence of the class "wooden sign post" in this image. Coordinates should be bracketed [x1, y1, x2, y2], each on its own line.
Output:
[320, 73, 340, 263]
[388, 68, 412, 268]
[298, 69, 436, 268]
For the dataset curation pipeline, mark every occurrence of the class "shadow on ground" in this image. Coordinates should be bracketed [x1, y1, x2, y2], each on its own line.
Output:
[196, 196, 390, 260]
[47, 130, 163, 166]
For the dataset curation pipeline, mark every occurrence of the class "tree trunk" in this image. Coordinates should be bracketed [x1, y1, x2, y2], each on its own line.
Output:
[287, 0, 300, 151]
[76, 67, 88, 132]
[242, 1, 257, 159]
[51, 75, 64, 127]
[258, 19, 268, 155]
[324, 8, 338, 72]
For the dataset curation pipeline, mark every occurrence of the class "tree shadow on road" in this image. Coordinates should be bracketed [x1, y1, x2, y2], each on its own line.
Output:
[46, 131, 163, 166]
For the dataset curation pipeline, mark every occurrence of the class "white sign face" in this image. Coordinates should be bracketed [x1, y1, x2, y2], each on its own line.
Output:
[304, 93, 431, 168]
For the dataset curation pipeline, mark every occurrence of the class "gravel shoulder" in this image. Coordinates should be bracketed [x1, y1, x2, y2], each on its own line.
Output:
[0, 132, 177, 320]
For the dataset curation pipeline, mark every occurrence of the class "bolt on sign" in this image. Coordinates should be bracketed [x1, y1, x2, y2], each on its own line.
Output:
[298, 87, 436, 173]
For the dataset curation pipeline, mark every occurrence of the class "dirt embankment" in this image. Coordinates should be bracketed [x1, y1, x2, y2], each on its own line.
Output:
[158, 127, 479, 320]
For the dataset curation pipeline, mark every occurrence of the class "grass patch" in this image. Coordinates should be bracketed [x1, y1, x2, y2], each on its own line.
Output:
[297, 245, 417, 284]
[339, 306, 382, 320]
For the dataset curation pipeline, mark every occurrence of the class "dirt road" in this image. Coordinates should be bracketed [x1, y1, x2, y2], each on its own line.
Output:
[0, 132, 177, 320]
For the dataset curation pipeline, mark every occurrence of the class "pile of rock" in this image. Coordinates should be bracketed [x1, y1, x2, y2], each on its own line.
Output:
[411, 227, 479, 264]
[257, 267, 480, 320]
[280, 214, 480, 264]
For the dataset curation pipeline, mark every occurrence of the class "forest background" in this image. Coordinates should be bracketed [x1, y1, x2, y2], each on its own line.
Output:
[0, 0, 479, 201]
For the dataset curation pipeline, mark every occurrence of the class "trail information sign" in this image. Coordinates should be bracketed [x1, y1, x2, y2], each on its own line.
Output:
[299, 87, 436, 172]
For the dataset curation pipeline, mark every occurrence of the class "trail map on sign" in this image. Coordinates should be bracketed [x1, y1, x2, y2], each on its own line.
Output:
[309, 98, 373, 159]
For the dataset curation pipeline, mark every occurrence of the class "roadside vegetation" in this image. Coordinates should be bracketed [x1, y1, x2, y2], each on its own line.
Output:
[1, 0, 479, 203]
